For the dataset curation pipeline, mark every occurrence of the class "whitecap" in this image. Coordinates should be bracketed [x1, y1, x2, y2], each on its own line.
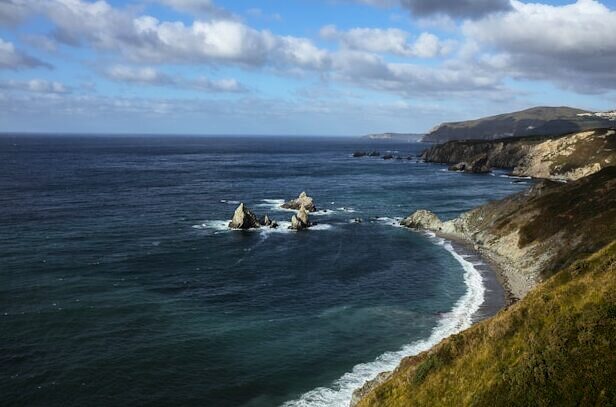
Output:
[499, 174, 532, 179]
[220, 199, 240, 205]
[336, 207, 356, 213]
[282, 231, 485, 407]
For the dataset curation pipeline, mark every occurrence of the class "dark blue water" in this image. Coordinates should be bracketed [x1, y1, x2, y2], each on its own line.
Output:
[0, 136, 529, 407]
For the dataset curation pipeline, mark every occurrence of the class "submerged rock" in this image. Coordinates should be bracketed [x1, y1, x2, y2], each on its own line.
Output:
[229, 203, 261, 229]
[383, 154, 394, 160]
[282, 191, 316, 212]
[353, 151, 367, 157]
[368, 151, 380, 157]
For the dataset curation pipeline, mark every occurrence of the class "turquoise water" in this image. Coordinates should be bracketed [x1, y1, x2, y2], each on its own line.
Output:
[0, 136, 529, 406]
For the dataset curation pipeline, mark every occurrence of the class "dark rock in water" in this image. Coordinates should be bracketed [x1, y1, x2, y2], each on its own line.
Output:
[260, 214, 278, 228]
[229, 203, 261, 229]
[449, 162, 467, 171]
[353, 151, 367, 157]
[468, 154, 491, 173]
[368, 151, 380, 157]
[353, 218, 362, 223]
[448, 155, 490, 173]
[282, 191, 316, 212]
[383, 154, 394, 160]
[395, 156, 403, 160]
[290, 208, 311, 230]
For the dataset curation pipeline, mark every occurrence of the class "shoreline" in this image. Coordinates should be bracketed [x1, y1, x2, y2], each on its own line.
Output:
[429, 230, 520, 307]
[348, 229, 510, 407]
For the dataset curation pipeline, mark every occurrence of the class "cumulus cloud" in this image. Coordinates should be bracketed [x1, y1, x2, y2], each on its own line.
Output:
[104, 64, 247, 92]
[0, 0, 31, 26]
[320, 25, 452, 58]
[329, 50, 504, 96]
[463, 0, 616, 93]
[0, 38, 51, 69]
[30, 0, 329, 70]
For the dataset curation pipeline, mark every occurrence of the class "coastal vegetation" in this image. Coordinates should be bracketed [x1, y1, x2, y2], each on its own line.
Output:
[422, 106, 614, 143]
[356, 241, 616, 406]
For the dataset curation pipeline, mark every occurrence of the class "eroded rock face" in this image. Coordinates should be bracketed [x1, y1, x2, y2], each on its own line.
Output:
[229, 203, 261, 229]
[449, 162, 467, 171]
[400, 209, 444, 230]
[282, 192, 316, 212]
[290, 207, 311, 230]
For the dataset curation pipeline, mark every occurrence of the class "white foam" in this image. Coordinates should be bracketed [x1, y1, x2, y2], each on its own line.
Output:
[192, 220, 230, 232]
[220, 199, 240, 205]
[374, 216, 404, 228]
[257, 198, 297, 213]
[499, 174, 532, 179]
[336, 207, 356, 213]
[282, 231, 485, 407]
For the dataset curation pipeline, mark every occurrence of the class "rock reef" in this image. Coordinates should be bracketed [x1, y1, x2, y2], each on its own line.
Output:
[282, 191, 316, 212]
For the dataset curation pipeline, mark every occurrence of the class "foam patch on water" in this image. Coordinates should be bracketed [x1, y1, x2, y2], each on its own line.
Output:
[257, 199, 296, 213]
[220, 199, 240, 205]
[336, 207, 356, 213]
[499, 174, 532, 179]
[374, 216, 404, 228]
[192, 220, 230, 232]
[282, 231, 485, 407]
[193, 220, 333, 235]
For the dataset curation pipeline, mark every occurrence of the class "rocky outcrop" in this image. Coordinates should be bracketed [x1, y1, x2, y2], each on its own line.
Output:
[282, 192, 316, 212]
[400, 166, 616, 299]
[260, 215, 278, 228]
[423, 128, 615, 181]
[290, 208, 311, 230]
[447, 154, 491, 173]
[229, 203, 261, 229]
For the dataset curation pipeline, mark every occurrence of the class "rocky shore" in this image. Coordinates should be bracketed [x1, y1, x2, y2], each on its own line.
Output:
[422, 128, 615, 180]
[352, 166, 616, 407]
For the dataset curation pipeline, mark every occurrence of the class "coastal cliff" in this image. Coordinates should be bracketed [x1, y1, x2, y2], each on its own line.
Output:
[422, 106, 613, 143]
[353, 166, 616, 407]
[422, 128, 615, 181]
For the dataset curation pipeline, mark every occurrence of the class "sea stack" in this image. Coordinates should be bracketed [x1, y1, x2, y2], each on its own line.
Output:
[290, 207, 311, 230]
[282, 192, 316, 212]
[228, 203, 261, 229]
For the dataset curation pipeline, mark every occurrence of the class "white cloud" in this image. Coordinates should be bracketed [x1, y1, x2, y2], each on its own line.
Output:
[104, 64, 247, 92]
[320, 25, 452, 58]
[0, 37, 50, 69]
[463, 0, 616, 92]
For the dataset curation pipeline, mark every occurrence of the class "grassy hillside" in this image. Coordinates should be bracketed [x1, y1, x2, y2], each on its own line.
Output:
[356, 241, 616, 407]
[423, 106, 613, 143]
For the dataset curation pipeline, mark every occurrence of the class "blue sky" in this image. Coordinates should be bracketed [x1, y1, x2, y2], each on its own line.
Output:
[1, 0, 615, 135]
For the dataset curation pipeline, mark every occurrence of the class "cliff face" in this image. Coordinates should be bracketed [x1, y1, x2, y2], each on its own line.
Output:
[422, 128, 615, 181]
[355, 167, 616, 407]
[422, 106, 613, 143]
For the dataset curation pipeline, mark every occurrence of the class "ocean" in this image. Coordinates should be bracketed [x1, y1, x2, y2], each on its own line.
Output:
[0, 135, 529, 406]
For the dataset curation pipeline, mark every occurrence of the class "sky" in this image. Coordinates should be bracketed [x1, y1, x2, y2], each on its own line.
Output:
[1, 0, 616, 135]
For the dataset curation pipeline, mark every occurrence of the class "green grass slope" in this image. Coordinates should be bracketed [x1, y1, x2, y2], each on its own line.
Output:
[357, 241, 616, 407]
